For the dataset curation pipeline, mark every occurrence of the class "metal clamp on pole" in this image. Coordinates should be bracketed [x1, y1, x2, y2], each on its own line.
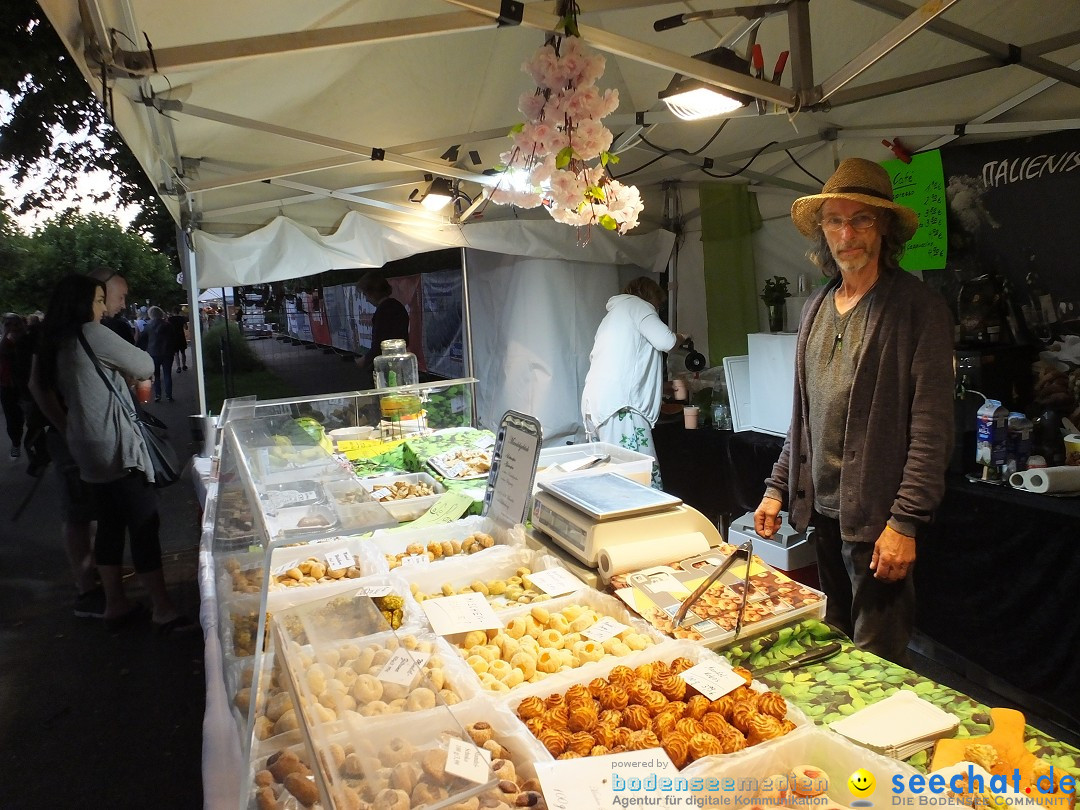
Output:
[672, 540, 754, 638]
[498, 0, 524, 27]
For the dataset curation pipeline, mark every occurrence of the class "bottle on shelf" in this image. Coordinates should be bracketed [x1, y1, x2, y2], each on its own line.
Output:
[1024, 256, 1058, 343]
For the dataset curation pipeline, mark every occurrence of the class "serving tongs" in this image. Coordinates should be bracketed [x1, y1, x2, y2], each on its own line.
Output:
[672, 540, 754, 638]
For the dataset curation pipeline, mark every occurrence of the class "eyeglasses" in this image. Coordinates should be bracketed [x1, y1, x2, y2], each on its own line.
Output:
[820, 213, 877, 232]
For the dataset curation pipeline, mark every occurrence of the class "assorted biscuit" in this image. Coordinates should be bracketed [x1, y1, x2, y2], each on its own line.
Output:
[252, 720, 547, 809]
[515, 661, 796, 769]
[385, 533, 495, 570]
[453, 603, 656, 693]
[409, 566, 553, 609]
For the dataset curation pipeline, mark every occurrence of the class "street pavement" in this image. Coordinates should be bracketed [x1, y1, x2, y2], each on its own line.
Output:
[0, 362, 205, 808]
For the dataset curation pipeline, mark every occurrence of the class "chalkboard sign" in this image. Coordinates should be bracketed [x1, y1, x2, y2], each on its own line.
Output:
[883, 150, 947, 271]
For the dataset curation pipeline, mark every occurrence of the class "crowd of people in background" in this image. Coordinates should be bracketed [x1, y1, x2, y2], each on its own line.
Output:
[2, 296, 192, 457]
[2, 267, 198, 634]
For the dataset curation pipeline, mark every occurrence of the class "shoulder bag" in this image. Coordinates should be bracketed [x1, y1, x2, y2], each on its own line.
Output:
[77, 332, 182, 487]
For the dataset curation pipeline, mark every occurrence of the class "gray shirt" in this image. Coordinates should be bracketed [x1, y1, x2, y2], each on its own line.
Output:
[57, 321, 155, 484]
[805, 289, 873, 517]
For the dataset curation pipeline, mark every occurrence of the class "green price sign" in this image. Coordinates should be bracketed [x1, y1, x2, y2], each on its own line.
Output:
[883, 150, 947, 271]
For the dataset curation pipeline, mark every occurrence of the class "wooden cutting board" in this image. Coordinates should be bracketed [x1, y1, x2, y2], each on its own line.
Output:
[931, 708, 1074, 809]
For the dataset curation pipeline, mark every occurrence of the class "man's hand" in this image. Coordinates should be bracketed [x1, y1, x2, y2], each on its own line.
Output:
[869, 525, 916, 581]
[753, 496, 783, 538]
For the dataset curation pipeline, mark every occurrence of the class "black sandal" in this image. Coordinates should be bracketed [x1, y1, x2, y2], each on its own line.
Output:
[154, 615, 199, 636]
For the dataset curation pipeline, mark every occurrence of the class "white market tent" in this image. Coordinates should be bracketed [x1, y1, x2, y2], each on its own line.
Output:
[38, 0, 1080, 431]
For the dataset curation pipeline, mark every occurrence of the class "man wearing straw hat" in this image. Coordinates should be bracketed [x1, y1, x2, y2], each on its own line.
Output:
[753, 157, 955, 663]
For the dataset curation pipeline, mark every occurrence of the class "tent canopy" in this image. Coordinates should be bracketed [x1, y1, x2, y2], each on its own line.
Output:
[37, 0, 1080, 267]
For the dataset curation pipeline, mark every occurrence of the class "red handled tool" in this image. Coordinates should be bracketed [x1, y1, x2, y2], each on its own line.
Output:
[771, 50, 789, 84]
[752, 43, 766, 114]
[882, 138, 912, 163]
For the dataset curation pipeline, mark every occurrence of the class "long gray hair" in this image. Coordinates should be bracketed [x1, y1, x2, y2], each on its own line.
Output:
[806, 207, 907, 278]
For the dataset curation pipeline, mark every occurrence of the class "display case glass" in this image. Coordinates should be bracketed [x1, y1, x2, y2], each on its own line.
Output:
[205, 380, 481, 796]
[260, 590, 498, 809]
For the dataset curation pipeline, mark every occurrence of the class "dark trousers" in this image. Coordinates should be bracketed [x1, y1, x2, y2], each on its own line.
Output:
[1, 385, 24, 445]
[90, 471, 162, 573]
[813, 511, 915, 665]
[152, 354, 173, 400]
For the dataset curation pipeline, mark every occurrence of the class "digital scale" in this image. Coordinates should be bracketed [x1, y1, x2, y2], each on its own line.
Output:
[531, 472, 722, 567]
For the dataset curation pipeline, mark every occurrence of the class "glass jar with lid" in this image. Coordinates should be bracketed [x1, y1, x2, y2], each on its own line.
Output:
[374, 339, 421, 429]
[373, 339, 417, 389]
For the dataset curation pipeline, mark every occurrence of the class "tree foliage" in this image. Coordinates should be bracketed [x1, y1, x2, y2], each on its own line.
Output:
[0, 0, 175, 263]
[0, 207, 179, 314]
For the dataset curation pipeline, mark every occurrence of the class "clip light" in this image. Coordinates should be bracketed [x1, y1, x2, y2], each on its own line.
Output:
[659, 47, 754, 120]
[409, 176, 455, 211]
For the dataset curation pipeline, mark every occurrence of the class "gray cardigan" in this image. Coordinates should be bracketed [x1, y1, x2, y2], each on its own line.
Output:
[765, 268, 955, 541]
[58, 321, 156, 484]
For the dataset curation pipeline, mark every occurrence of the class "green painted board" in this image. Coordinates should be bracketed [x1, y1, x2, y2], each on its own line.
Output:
[883, 150, 947, 271]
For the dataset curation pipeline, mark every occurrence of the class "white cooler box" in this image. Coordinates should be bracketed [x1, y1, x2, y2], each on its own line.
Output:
[728, 510, 816, 571]
[534, 442, 652, 491]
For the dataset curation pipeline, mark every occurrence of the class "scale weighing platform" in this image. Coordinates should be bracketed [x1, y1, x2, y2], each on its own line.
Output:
[532, 472, 722, 567]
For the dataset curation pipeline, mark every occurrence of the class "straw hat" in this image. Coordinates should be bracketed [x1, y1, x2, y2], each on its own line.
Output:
[790, 157, 919, 241]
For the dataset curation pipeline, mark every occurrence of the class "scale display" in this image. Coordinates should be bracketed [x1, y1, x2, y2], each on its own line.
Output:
[536, 472, 681, 521]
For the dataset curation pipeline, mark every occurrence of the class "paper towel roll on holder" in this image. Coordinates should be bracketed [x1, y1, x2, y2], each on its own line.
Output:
[672, 540, 753, 637]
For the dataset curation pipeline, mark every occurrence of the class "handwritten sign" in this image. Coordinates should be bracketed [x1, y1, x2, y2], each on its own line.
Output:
[525, 567, 583, 597]
[883, 150, 947, 271]
[681, 659, 745, 700]
[324, 549, 355, 572]
[356, 584, 394, 598]
[266, 488, 319, 509]
[582, 616, 629, 643]
[376, 647, 431, 686]
[421, 592, 502, 635]
[404, 491, 475, 528]
[444, 738, 493, 784]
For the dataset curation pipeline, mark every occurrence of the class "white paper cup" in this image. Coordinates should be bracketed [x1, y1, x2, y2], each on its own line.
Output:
[683, 405, 700, 429]
[1065, 434, 1080, 466]
[672, 379, 688, 401]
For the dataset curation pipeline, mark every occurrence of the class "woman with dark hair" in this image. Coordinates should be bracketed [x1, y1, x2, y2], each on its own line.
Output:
[145, 305, 174, 402]
[37, 275, 194, 634]
[580, 275, 685, 488]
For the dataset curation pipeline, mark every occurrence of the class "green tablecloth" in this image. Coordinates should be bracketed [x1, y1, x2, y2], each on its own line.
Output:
[723, 619, 1080, 775]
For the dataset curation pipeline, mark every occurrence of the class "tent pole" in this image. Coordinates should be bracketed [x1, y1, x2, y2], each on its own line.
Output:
[460, 248, 477, 428]
[183, 233, 209, 415]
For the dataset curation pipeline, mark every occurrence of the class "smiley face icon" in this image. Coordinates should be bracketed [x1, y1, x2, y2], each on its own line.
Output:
[848, 769, 876, 799]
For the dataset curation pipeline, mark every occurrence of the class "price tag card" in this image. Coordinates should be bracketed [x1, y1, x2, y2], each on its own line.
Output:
[582, 616, 629, 643]
[324, 549, 355, 572]
[680, 660, 745, 700]
[526, 567, 583, 597]
[536, 749, 676, 810]
[444, 738, 493, 784]
[473, 433, 497, 450]
[446, 461, 469, 479]
[357, 584, 393, 598]
[370, 488, 393, 501]
[404, 491, 475, 529]
[421, 592, 502, 635]
[376, 647, 432, 686]
[267, 489, 318, 508]
[400, 554, 431, 568]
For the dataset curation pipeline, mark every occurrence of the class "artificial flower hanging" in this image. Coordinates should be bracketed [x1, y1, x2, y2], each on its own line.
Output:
[488, 4, 643, 236]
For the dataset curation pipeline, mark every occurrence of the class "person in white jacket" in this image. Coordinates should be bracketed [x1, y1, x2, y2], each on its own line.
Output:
[581, 276, 684, 487]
